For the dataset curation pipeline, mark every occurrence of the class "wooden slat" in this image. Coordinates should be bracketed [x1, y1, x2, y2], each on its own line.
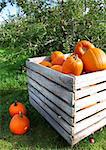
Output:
[26, 60, 75, 91]
[29, 96, 72, 144]
[28, 55, 50, 63]
[75, 70, 106, 89]
[27, 77, 74, 116]
[73, 117, 106, 145]
[27, 69, 74, 105]
[28, 53, 70, 63]
[75, 82, 106, 99]
[75, 90, 106, 111]
[29, 90, 73, 134]
[75, 100, 106, 122]
[74, 109, 106, 134]
[28, 84, 73, 125]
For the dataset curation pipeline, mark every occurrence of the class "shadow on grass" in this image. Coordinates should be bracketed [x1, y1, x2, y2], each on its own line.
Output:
[0, 90, 106, 150]
[0, 89, 76, 150]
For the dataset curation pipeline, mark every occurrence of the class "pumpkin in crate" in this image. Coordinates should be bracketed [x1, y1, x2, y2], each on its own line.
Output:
[9, 112, 30, 135]
[9, 101, 27, 117]
[74, 40, 95, 58]
[39, 60, 52, 68]
[51, 51, 65, 65]
[62, 54, 83, 76]
[51, 65, 62, 72]
[81, 48, 106, 72]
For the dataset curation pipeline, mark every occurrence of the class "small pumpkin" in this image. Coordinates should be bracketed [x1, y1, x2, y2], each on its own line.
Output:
[74, 40, 95, 58]
[51, 51, 65, 65]
[9, 112, 30, 135]
[9, 101, 27, 117]
[62, 54, 83, 76]
[81, 48, 106, 72]
[39, 60, 52, 68]
[51, 65, 62, 72]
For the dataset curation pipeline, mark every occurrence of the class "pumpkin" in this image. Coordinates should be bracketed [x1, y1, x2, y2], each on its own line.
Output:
[51, 65, 62, 72]
[62, 54, 83, 76]
[9, 101, 27, 117]
[9, 112, 30, 135]
[39, 60, 52, 68]
[74, 40, 95, 58]
[51, 51, 65, 65]
[81, 48, 106, 72]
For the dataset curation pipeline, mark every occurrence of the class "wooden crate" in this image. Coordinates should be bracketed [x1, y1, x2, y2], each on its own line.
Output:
[26, 54, 106, 146]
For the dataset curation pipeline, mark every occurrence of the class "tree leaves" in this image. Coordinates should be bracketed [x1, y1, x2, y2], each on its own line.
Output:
[0, 0, 105, 57]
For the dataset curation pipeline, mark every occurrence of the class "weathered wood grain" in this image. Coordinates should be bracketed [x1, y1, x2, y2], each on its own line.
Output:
[75, 70, 106, 89]
[28, 53, 70, 63]
[27, 77, 74, 116]
[74, 109, 106, 134]
[73, 117, 106, 145]
[28, 84, 74, 125]
[75, 100, 106, 122]
[26, 55, 106, 145]
[75, 90, 106, 111]
[28, 56, 50, 63]
[29, 90, 73, 134]
[29, 96, 72, 144]
[27, 69, 74, 105]
[75, 82, 106, 99]
[26, 60, 75, 91]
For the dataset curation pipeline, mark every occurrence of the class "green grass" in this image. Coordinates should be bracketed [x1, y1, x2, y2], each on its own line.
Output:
[0, 48, 106, 150]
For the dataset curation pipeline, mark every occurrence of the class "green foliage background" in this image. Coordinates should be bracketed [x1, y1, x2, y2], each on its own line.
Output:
[0, 0, 106, 58]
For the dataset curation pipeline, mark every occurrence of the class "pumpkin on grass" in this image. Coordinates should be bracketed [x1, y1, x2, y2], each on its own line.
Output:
[74, 40, 95, 58]
[39, 60, 52, 68]
[9, 112, 30, 135]
[82, 48, 106, 72]
[62, 54, 83, 76]
[51, 51, 65, 65]
[9, 101, 27, 117]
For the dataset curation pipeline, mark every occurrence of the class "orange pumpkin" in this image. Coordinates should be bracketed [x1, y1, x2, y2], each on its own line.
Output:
[9, 112, 30, 135]
[9, 101, 27, 117]
[81, 48, 106, 72]
[62, 54, 83, 76]
[51, 65, 62, 72]
[39, 60, 52, 68]
[74, 40, 95, 58]
[51, 51, 65, 65]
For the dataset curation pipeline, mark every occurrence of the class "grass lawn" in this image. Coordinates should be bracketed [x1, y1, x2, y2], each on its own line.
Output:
[0, 48, 106, 150]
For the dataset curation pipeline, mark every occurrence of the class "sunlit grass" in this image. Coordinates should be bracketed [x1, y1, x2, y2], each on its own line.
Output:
[0, 48, 106, 150]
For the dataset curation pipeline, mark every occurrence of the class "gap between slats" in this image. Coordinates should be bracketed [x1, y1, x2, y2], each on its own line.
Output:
[29, 96, 72, 144]
[73, 117, 106, 145]
[75, 90, 106, 111]
[29, 90, 74, 135]
[74, 109, 106, 134]
[27, 69, 74, 105]
[75, 70, 106, 89]
[75, 82, 106, 100]
[27, 77, 74, 116]
[75, 100, 106, 122]
[28, 84, 74, 125]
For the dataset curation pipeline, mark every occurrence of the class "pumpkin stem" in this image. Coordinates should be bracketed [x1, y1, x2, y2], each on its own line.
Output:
[14, 100, 17, 106]
[19, 112, 23, 118]
[74, 54, 78, 60]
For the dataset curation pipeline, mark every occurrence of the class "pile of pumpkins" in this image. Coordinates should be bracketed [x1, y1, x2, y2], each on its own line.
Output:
[39, 40, 106, 76]
[9, 101, 30, 135]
